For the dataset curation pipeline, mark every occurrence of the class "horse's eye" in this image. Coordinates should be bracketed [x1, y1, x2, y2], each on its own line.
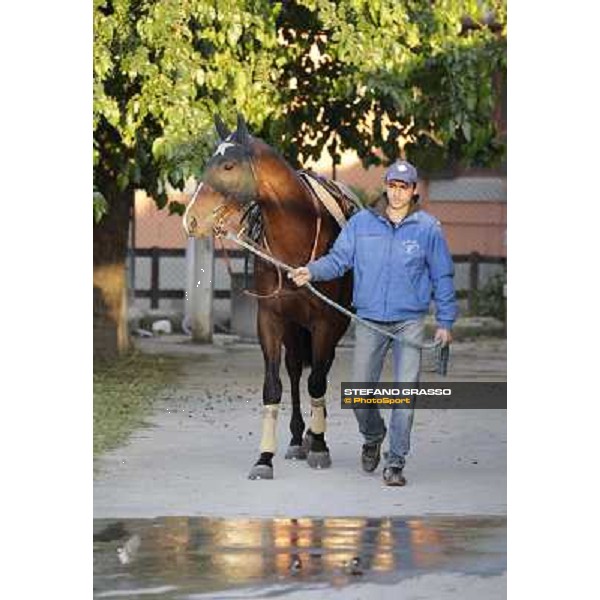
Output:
[223, 161, 235, 171]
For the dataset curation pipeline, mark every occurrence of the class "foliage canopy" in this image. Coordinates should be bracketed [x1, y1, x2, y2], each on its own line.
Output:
[94, 0, 506, 219]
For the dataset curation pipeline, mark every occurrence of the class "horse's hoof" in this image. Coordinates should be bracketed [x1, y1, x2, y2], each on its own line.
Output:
[248, 464, 273, 480]
[285, 445, 307, 460]
[307, 451, 332, 469]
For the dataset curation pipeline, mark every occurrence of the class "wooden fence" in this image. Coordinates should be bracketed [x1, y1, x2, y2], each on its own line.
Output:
[454, 253, 507, 313]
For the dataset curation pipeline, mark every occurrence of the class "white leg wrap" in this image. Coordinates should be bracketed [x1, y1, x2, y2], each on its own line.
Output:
[310, 397, 327, 434]
[259, 405, 280, 453]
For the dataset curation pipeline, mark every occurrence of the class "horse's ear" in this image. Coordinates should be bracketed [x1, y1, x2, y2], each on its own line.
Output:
[214, 114, 231, 141]
[236, 113, 250, 146]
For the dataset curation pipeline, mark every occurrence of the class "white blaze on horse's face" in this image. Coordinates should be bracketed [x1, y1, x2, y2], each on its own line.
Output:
[182, 182, 203, 235]
[213, 141, 236, 157]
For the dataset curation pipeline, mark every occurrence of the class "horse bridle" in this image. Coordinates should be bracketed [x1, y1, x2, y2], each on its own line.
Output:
[209, 143, 322, 299]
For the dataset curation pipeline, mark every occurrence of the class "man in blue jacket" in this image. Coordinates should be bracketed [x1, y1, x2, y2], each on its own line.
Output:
[290, 160, 458, 486]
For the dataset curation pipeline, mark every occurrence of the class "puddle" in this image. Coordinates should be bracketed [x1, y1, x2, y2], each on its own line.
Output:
[94, 515, 505, 598]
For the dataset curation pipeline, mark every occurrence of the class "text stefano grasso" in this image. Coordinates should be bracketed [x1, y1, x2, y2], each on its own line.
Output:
[343, 388, 452, 396]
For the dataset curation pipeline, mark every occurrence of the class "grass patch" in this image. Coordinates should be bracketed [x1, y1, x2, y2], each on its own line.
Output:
[94, 352, 180, 457]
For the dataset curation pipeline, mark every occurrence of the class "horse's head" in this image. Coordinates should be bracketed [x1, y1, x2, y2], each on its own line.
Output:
[183, 114, 258, 239]
[182, 182, 241, 238]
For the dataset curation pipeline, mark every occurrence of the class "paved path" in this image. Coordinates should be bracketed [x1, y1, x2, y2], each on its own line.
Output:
[94, 338, 506, 519]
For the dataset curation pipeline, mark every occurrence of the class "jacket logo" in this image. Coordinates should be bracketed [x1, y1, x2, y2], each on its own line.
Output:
[402, 240, 420, 255]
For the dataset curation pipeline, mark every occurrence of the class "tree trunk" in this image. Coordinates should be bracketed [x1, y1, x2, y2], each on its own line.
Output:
[93, 186, 133, 360]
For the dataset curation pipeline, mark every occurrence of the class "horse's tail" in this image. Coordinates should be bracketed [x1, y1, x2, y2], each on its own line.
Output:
[298, 326, 313, 368]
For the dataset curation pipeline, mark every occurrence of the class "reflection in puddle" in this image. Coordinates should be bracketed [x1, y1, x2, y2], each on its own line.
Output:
[94, 515, 505, 598]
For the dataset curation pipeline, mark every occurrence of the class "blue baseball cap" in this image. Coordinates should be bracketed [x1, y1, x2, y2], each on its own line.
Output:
[385, 160, 418, 184]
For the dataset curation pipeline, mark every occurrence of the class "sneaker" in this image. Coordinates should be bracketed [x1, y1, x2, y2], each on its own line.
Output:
[382, 466, 406, 486]
[361, 441, 382, 472]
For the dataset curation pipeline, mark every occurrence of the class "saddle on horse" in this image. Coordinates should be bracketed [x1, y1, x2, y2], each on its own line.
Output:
[297, 169, 364, 228]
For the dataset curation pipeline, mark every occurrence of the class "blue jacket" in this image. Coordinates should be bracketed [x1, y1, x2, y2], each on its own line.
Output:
[307, 203, 458, 329]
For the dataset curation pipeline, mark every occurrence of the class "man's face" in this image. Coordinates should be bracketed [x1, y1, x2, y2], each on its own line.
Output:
[386, 180, 415, 210]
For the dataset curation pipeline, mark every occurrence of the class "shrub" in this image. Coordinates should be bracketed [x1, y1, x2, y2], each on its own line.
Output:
[475, 271, 507, 322]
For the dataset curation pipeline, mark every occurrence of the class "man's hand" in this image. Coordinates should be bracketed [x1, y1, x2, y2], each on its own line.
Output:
[434, 328, 453, 347]
[288, 266, 312, 287]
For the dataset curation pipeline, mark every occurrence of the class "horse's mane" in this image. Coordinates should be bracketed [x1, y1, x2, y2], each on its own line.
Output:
[240, 200, 264, 243]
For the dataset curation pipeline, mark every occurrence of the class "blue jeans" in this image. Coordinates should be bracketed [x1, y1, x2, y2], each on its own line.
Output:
[351, 318, 424, 469]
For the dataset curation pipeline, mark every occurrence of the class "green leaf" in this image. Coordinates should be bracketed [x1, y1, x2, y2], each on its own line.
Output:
[93, 190, 108, 223]
[462, 121, 472, 142]
[168, 201, 186, 216]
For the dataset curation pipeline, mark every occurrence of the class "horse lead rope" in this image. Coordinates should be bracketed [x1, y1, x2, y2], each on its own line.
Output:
[222, 231, 441, 352]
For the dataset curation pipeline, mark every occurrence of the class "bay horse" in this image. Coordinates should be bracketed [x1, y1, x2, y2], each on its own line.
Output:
[184, 114, 354, 480]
